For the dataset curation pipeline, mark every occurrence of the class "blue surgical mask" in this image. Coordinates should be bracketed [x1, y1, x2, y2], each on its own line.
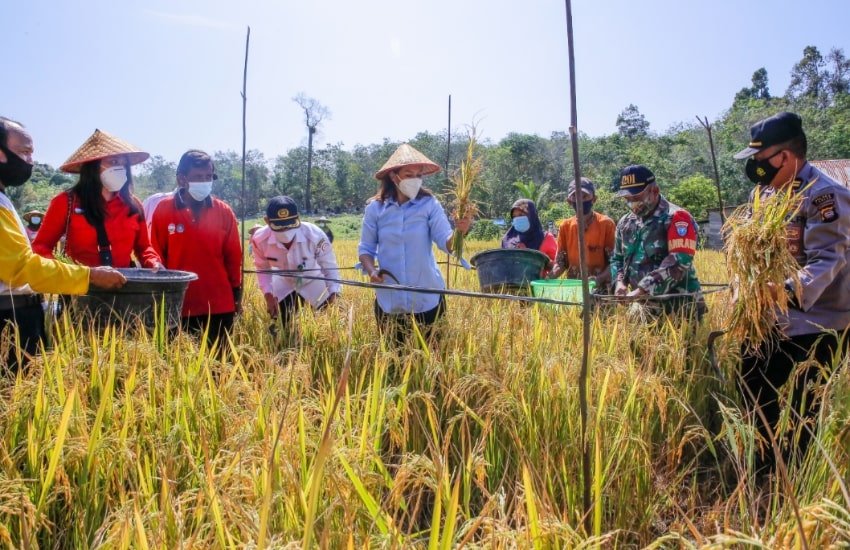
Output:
[512, 215, 530, 233]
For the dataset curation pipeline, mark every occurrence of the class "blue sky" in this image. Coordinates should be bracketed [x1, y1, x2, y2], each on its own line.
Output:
[4, 0, 848, 168]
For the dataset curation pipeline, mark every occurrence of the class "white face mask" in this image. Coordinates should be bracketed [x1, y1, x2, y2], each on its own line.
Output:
[101, 166, 127, 192]
[187, 180, 214, 201]
[30, 216, 41, 225]
[272, 227, 298, 243]
[398, 177, 422, 200]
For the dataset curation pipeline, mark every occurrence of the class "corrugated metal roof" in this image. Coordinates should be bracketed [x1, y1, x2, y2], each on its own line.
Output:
[811, 159, 850, 187]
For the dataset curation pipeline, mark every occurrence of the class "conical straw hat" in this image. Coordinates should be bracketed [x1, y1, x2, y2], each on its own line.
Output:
[60, 129, 150, 173]
[374, 143, 441, 180]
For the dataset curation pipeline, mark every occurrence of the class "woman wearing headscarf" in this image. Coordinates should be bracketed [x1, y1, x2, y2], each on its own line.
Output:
[358, 143, 471, 345]
[21, 210, 43, 241]
[33, 129, 162, 269]
[501, 199, 557, 265]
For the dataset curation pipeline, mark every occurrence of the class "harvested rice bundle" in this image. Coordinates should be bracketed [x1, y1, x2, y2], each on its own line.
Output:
[723, 184, 806, 354]
[448, 125, 482, 266]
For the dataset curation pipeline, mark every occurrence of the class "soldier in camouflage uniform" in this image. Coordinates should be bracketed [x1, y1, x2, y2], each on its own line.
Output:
[734, 112, 850, 475]
[610, 164, 704, 317]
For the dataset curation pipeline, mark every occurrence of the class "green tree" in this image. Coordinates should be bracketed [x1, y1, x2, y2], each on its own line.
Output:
[826, 48, 850, 97]
[135, 155, 176, 196]
[212, 150, 271, 218]
[512, 180, 551, 208]
[616, 104, 650, 138]
[293, 93, 330, 213]
[735, 68, 771, 102]
[787, 45, 828, 104]
[666, 174, 718, 221]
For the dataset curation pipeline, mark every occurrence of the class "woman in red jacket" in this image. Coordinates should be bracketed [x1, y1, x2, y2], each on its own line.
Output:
[33, 129, 162, 269]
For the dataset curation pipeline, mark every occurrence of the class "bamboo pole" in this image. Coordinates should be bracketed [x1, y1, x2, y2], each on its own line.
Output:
[563, 0, 593, 534]
[697, 115, 726, 223]
[240, 27, 251, 274]
[445, 94, 453, 289]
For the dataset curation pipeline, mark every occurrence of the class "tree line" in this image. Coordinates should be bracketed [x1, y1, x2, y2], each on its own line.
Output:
[10, 45, 850, 230]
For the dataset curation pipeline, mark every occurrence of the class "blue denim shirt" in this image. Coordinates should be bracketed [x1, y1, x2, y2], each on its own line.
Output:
[358, 195, 454, 314]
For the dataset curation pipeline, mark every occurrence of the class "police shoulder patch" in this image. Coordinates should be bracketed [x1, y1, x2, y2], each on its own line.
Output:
[812, 192, 838, 223]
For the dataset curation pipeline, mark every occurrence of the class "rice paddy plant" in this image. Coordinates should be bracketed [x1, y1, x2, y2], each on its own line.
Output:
[447, 124, 482, 279]
[723, 184, 806, 355]
[0, 241, 847, 547]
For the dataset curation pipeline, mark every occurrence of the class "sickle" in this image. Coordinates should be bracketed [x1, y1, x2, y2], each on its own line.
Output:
[376, 268, 400, 284]
[706, 329, 727, 379]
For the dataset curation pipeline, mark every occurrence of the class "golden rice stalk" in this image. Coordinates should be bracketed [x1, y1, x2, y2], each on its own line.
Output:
[723, 183, 805, 355]
[448, 124, 483, 264]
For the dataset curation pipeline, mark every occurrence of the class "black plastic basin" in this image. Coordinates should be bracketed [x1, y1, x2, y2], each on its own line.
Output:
[73, 268, 198, 328]
[470, 248, 549, 294]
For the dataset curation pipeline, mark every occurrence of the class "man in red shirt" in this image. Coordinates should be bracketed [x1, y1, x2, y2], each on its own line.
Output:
[550, 178, 616, 291]
[150, 150, 242, 347]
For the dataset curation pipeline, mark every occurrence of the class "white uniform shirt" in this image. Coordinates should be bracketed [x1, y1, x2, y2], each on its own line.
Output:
[142, 190, 176, 229]
[250, 222, 341, 307]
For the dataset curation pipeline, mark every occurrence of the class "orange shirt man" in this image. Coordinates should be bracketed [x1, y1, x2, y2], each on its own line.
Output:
[551, 178, 616, 288]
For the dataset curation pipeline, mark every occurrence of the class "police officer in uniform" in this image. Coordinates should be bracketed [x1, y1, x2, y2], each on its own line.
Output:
[610, 164, 704, 317]
[734, 111, 850, 474]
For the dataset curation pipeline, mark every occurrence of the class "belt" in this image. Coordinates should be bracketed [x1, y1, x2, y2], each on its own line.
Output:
[0, 293, 45, 311]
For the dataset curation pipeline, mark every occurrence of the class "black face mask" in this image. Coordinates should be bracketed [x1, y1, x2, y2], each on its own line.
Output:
[0, 142, 34, 187]
[570, 200, 593, 215]
[745, 150, 782, 186]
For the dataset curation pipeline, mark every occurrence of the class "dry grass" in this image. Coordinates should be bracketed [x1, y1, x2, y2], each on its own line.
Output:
[448, 125, 483, 272]
[0, 242, 847, 547]
[723, 184, 806, 355]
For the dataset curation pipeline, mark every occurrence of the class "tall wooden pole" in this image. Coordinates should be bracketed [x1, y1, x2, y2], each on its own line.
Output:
[697, 115, 726, 223]
[446, 95, 452, 174]
[445, 94, 453, 288]
[306, 126, 315, 212]
[240, 27, 251, 274]
[564, 0, 593, 534]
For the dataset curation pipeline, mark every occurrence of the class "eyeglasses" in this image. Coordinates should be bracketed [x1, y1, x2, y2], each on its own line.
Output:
[623, 186, 653, 203]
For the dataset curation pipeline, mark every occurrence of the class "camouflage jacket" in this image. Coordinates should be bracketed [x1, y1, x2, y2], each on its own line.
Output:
[610, 196, 702, 296]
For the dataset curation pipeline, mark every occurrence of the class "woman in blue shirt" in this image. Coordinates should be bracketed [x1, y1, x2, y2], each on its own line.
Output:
[358, 144, 470, 345]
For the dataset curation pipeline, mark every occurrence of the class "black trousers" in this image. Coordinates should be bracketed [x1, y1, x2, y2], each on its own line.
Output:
[0, 304, 45, 374]
[270, 292, 307, 338]
[739, 331, 847, 474]
[181, 313, 235, 349]
[374, 297, 446, 347]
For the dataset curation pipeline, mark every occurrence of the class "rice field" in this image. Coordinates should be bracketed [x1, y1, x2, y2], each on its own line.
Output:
[1, 240, 848, 548]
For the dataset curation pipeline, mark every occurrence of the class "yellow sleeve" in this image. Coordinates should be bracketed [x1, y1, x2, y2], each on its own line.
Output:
[0, 207, 90, 294]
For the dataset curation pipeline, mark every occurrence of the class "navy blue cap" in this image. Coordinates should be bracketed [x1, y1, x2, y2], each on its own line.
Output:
[266, 196, 301, 230]
[567, 177, 596, 199]
[733, 112, 805, 160]
[616, 165, 656, 196]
